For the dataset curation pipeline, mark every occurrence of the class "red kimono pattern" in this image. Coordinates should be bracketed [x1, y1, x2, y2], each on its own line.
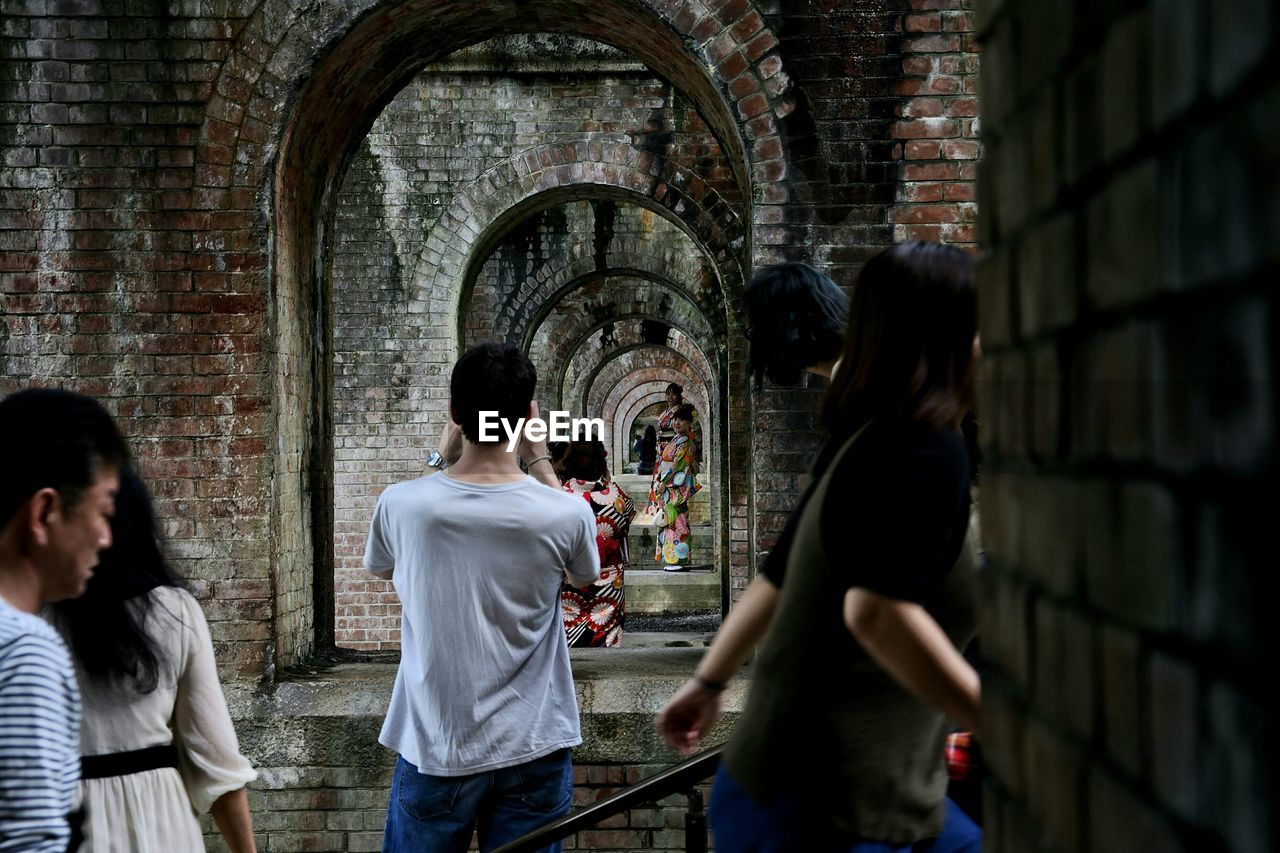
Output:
[560, 477, 636, 648]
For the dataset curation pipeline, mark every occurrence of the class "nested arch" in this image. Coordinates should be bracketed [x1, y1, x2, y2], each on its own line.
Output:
[530, 282, 719, 410]
[608, 376, 709, 466]
[463, 200, 724, 346]
[555, 318, 716, 415]
[526, 275, 720, 363]
[443, 154, 745, 358]
[592, 349, 715, 463]
[575, 332, 715, 419]
[229, 0, 795, 661]
[617, 388, 669, 466]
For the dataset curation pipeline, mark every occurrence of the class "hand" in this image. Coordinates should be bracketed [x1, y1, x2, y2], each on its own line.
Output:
[517, 400, 549, 463]
[657, 678, 723, 754]
[439, 418, 465, 466]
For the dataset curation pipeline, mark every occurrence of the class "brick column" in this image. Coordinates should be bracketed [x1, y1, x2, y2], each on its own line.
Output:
[976, 0, 1276, 850]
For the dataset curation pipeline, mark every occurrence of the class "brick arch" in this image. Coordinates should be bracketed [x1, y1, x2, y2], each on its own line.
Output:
[198, 0, 795, 660]
[442, 144, 746, 357]
[461, 199, 723, 345]
[591, 347, 715, 464]
[617, 389, 669, 468]
[552, 316, 717, 415]
[604, 363, 716, 479]
[607, 375, 710, 473]
[578, 335, 715, 423]
[527, 278, 718, 407]
[517, 266, 724, 351]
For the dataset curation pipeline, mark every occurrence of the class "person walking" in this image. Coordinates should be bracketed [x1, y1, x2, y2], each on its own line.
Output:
[366, 343, 600, 853]
[0, 389, 129, 852]
[48, 468, 258, 853]
[658, 244, 983, 851]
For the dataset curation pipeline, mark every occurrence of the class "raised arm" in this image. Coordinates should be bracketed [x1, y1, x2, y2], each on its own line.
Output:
[656, 574, 779, 753]
[517, 401, 561, 488]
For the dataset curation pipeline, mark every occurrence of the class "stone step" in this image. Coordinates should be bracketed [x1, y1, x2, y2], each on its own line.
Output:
[625, 568, 719, 615]
[627, 528, 714, 563]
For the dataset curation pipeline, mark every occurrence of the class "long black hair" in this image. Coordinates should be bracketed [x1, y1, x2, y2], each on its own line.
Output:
[559, 440, 610, 483]
[640, 425, 657, 469]
[49, 467, 185, 693]
[821, 241, 977, 435]
[743, 262, 849, 390]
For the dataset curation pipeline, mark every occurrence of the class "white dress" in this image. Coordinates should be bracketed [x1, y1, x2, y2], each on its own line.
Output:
[71, 587, 256, 852]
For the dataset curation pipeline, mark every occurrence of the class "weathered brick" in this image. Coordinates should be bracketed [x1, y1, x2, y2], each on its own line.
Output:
[1098, 624, 1143, 777]
[1088, 769, 1182, 853]
[1148, 653, 1198, 821]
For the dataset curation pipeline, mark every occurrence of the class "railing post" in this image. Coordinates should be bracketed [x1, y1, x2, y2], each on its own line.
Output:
[684, 786, 707, 853]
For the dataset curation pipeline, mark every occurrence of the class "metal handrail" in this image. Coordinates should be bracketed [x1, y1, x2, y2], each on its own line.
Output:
[491, 745, 724, 853]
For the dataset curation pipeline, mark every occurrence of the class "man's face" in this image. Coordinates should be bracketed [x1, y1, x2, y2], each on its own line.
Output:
[40, 467, 119, 602]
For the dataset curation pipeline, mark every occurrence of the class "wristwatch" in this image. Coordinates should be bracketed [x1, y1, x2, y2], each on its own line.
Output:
[425, 450, 447, 470]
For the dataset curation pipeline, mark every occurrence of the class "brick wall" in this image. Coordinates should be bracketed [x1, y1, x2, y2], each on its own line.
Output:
[975, 0, 1276, 850]
[200, 759, 715, 853]
[330, 62, 730, 646]
[2, 1, 981, 848]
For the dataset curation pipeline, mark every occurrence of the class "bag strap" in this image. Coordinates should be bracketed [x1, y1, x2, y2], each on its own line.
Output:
[813, 419, 876, 487]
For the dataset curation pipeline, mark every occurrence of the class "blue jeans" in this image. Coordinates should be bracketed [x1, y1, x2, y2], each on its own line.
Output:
[709, 765, 981, 853]
[383, 750, 573, 853]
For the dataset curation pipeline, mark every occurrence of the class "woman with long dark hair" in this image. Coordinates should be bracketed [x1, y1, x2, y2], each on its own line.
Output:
[558, 440, 636, 647]
[637, 425, 658, 476]
[658, 244, 982, 851]
[49, 468, 257, 853]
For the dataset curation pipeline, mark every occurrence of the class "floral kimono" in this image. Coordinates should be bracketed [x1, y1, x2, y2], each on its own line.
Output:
[647, 433, 700, 567]
[560, 477, 636, 647]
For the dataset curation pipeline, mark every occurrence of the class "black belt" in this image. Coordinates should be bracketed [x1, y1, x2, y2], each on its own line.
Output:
[81, 744, 179, 780]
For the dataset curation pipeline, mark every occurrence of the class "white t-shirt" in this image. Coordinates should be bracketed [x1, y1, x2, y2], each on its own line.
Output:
[364, 473, 599, 776]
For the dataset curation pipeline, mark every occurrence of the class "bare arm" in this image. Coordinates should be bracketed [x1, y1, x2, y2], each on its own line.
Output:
[657, 574, 779, 753]
[209, 785, 256, 853]
[843, 587, 980, 732]
[518, 401, 561, 488]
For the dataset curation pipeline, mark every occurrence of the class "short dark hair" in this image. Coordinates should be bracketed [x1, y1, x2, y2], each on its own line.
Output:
[743, 261, 849, 389]
[821, 241, 977, 433]
[672, 403, 695, 422]
[559, 440, 608, 482]
[449, 342, 537, 443]
[0, 388, 130, 529]
[666, 382, 683, 397]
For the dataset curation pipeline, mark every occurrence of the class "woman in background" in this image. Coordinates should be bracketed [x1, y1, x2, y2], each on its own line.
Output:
[49, 468, 257, 853]
[659, 245, 982, 851]
[558, 440, 636, 648]
[648, 403, 700, 571]
[637, 425, 658, 476]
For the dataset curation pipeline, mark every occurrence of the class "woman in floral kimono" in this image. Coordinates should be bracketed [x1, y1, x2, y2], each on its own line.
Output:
[558, 440, 636, 647]
[648, 403, 700, 571]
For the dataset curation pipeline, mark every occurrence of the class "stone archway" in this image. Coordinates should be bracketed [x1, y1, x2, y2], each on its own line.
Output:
[203, 0, 793, 661]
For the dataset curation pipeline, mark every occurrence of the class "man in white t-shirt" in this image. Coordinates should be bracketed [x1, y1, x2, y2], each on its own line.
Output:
[366, 342, 600, 853]
[0, 389, 128, 852]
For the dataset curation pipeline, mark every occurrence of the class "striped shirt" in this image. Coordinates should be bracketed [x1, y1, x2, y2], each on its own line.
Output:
[0, 595, 80, 853]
